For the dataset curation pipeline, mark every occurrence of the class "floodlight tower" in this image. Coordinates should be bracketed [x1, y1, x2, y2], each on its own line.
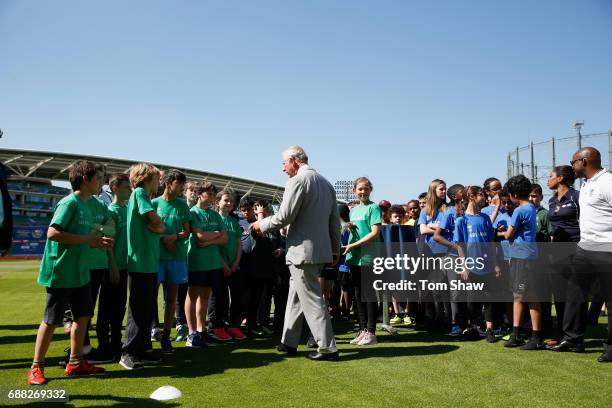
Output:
[573, 121, 584, 150]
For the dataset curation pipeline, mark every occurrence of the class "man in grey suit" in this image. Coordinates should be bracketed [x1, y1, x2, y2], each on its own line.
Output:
[252, 146, 341, 361]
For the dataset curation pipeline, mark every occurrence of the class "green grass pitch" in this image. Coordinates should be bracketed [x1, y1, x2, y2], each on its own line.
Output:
[0, 260, 611, 407]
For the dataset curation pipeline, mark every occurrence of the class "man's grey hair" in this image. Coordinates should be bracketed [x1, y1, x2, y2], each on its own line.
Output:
[284, 145, 309, 163]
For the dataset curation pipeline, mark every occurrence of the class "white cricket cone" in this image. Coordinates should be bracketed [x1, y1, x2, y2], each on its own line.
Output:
[150, 386, 182, 401]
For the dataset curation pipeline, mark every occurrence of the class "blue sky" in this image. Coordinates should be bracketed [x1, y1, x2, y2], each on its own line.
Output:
[1, 0, 611, 202]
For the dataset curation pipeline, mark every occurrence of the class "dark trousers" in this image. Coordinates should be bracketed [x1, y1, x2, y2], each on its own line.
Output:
[152, 284, 168, 329]
[208, 269, 228, 328]
[97, 269, 128, 352]
[562, 248, 612, 344]
[351, 265, 378, 333]
[466, 274, 495, 324]
[84, 268, 106, 347]
[228, 269, 248, 328]
[175, 283, 188, 325]
[247, 275, 274, 329]
[123, 272, 158, 356]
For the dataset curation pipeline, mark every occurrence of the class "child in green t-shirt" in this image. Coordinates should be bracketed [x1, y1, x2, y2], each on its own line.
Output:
[120, 163, 165, 370]
[28, 161, 113, 385]
[216, 190, 245, 340]
[151, 169, 190, 353]
[185, 182, 229, 347]
[344, 177, 383, 347]
[97, 173, 132, 360]
[529, 184, 553, 243]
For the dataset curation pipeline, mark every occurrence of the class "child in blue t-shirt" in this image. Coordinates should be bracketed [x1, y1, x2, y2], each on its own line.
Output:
[433, 184, 465, 336]
[453, 186, 500, 342]
[498, 175, 543, 351]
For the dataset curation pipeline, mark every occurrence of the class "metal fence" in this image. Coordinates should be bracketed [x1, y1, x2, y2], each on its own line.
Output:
[507, 130, 612, 186]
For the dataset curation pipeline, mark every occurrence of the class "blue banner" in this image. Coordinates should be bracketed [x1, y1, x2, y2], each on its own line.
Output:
[11, 225, 46, 256]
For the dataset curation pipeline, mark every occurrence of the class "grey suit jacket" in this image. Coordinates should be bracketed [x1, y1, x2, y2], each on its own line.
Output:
[260, 165, 341, 265]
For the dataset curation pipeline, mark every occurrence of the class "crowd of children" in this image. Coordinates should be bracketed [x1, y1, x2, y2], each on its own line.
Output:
[27, 157, 610, 385]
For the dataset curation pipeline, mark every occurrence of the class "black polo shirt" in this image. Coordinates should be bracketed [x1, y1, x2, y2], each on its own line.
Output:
[548, 188, 580, 242]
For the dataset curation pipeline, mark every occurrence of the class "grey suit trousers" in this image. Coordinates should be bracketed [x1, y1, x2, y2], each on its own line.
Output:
[281, 263, 337, 354]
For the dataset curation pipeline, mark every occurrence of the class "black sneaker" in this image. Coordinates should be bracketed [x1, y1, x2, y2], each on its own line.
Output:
[160, 337, 174, 354]
[249, 326, 264, 336]
[485, 329, 498, 343]
[59, 347, 70, 367]
[85, 348, 115, 364]
[520, 338, 545, 351]
[119, 353, 144, 370]
[202, 332, 223, 346]
[504, 335, 524, 348]
[138, 350, 161, 365]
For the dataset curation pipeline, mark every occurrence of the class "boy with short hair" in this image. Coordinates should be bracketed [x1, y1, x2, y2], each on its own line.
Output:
[28, 160, 113, 385]
[529, 184, 553, 243]
[152, 169, 190, 353]
[404, 200, 420, 226]
[389, 205, 406, 225]
[82, 164, 117, 364]
[97, 174, 132, 360]
[120, 163, 165, 370]
[499, 175, 543, 350]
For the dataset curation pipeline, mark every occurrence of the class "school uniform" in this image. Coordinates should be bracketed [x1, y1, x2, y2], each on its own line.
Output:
[453, 213, 498, 324]
[346, 202, 382, 333]
[508, 203, 539, 301]
[85, 196, 113, 349]
[38, 194, 95, 327]
[187, 206, 226, 328]
[97, 202, 128, 355]
[417, 208, 450, 326]
[123, 187, 162, 359]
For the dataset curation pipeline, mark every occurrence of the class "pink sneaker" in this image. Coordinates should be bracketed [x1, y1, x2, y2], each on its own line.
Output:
[357, 331, 378, 346]
[227, 327, 247, 340]
[350, 330, 367, 345]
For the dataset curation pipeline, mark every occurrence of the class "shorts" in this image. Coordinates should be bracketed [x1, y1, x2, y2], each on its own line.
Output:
[188, 269, 221, 288]
[321, 266, 338, 281]
[43, 283, 93, 325]
[158, 260, 188, 285]
[509, 258, 541, 300]
[338, 270, 352, 289]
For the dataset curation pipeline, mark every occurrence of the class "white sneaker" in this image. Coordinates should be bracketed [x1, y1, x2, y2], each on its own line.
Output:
[350, 330, 367, 345]
[357, 332, 378, 346]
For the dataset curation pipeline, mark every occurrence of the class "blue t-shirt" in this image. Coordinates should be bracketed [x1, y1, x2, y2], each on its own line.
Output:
[493, 211, 512, 260]
[438, 206, 458, 256]
[418, 208, 447, 255]
[338, 227, 350, 273]
[509, 203, 538, 260]
[481, 205, 505, 218]
[453, 213, 496, 275]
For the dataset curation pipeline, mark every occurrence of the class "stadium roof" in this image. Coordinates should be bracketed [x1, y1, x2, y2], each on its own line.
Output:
[0, 148, 285, 203]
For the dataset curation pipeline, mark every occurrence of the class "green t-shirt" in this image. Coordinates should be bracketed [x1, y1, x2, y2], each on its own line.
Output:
[152, 196, 191, 261]
[536, 206, 553, 242]
[127, 187, 161, 273]
[188, 206, 226, 271]
[86, 196, 111, 270]
[38, 193, 93, 288]
[346, 201, 382, 266]
[219, 213, 243, 267]
[108, 203, 128, 271]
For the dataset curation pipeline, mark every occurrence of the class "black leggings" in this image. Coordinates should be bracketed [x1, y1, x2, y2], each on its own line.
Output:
[351, 265, 378, 333]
